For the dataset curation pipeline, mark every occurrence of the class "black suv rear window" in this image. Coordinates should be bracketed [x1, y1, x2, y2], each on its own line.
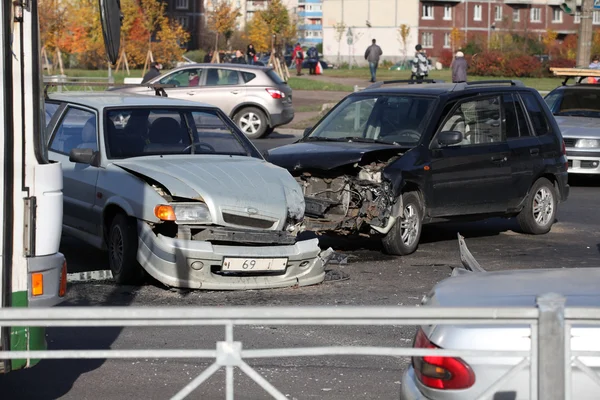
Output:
[266, 70, 285, 84]
[520, 92, 551, 136]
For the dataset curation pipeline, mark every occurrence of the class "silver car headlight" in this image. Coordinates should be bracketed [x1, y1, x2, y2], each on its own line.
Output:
[575, 139, 600, 148]
[154, 203, 212, 224]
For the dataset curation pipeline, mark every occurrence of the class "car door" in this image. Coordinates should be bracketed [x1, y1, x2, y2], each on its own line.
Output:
[47, 106, 100, 235]
[428, 95, 513, 217]
[157, 67, 204, 100]
[503, 93, 544, 210]
[193, 68, 246, 116]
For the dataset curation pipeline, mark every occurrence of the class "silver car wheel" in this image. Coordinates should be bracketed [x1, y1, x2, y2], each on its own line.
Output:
[532, 187, 554, 226]
[109, 225, 124, 273]
[239, 112, 262, 135]
[400, 204, 419, 246]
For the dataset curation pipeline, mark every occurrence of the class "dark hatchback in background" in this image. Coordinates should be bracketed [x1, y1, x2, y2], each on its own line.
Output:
[266, 80, 569, 256]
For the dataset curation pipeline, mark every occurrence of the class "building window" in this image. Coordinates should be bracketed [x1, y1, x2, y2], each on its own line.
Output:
[443, 5, 452, 20]
[422, 32, 434, 48]
[530, 7, 541, 23]
[422, 3, 434, 20]
[473, 5, 482, 21]
[574, 11, 581, 23]
[513, 9, 520, 22]
[444, 32, 450, 48]
[594, 11, 600, 25]
[176, 0, 189, 10]
[552, 7, 563, 23]
[175, 16, 189, 29]
[495, 6, 502, 21]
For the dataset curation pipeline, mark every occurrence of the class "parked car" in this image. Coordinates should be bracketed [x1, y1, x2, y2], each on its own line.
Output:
[544, 78, 600, 174]
[401, 236, 600, 399]
[266, 80, 569, 256]
[109, 63, 294, 139]
[44, 92, 329, 289]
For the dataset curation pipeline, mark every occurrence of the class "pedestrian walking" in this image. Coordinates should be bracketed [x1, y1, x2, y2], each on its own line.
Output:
[364, 39, 383, 83]
[142, 61, 161, 83]
[292, 43, 304, 76]
[247, 44, 256, 65]
[410, 44, 428, 83]
[451, 51, 468, 83]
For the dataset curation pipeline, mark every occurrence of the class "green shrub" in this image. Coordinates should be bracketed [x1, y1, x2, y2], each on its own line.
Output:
[184, 50, 207, 63]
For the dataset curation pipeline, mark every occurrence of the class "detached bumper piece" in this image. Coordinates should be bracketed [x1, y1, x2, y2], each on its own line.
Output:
[137, 221, 332, 290]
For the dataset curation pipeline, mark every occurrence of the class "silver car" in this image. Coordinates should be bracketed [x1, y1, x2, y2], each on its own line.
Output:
[544, 84, 600, 174]
[110, 63, 294, 139]
[44, 92, 329, 289]
[401, 237, 600, 399]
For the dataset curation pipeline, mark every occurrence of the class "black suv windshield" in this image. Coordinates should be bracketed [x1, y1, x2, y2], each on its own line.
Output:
[105, 108, 251, 159]
[546, 88, 600, 118]
[307, 94, 435, 146]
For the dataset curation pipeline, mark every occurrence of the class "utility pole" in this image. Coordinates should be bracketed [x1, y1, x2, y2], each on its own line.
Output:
[576, 0, 594, 67]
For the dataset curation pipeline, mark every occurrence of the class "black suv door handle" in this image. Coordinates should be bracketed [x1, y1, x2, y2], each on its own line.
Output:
[530, 148, 540, 156]
[491, 156, 508, 163]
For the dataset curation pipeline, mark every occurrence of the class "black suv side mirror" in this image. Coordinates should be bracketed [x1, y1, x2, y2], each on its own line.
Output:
[69, 148, 97, 165]
[438, 131, 463, 146]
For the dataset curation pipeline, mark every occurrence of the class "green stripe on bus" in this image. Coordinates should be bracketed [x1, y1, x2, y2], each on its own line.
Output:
[9, 291, 47, 370]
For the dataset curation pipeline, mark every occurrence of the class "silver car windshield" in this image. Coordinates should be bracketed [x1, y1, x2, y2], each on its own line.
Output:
[547, 89, 600, 118]
[307, 94, 435, 146]
[105, 108, 250, 158]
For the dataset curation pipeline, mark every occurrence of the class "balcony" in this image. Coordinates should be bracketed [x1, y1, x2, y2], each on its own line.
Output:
[298, 0, 322, 3]
[297, 10, 322, 17]
[298, 24, 323, 31]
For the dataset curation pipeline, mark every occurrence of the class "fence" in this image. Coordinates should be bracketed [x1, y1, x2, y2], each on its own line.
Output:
[1, 293, 599, 399]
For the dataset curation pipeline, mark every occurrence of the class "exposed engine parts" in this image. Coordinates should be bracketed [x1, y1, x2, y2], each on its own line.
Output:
[296, 160, 397, 234]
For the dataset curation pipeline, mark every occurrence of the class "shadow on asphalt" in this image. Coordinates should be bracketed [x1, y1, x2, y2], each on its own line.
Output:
[0, 269, 138, 398]
[568, 174, 600, 187]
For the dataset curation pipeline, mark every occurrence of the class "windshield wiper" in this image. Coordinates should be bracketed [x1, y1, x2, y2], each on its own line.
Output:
[338, 136, 400, 145]
[305, 136, 342, 142]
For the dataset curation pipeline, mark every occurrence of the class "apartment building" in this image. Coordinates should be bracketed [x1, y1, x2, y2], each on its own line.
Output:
[164, 0, 204, 50]
[297, 0, 324, 46]
[322, 0, 420, 65]
[419, 0, 599, 57]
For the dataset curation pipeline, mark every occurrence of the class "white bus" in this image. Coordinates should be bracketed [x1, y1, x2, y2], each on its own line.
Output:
[0, 0, 121, 373]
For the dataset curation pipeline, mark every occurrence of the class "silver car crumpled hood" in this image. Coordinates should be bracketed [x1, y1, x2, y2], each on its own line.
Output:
[424, 268, 600, 351]
[113, 155, 305, 230]
[554, 116, 600, 139]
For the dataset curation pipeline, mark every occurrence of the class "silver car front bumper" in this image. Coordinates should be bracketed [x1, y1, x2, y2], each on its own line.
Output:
[136, 221, 330, 290]
[566, 151, 600, 174]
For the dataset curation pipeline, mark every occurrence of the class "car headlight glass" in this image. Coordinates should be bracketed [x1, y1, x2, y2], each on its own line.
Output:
[575, 139, 600, 148]
[155, 203, 212, 224]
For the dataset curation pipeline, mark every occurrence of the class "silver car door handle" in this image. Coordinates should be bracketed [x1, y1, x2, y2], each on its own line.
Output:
[187, 92, 195, 96]
[230, 90, 239, 95]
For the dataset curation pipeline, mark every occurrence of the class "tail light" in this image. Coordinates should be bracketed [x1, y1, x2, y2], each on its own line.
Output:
[412, 328, 475, 390]
[266, 88, 285, 99]
[59, 260, 68, 297]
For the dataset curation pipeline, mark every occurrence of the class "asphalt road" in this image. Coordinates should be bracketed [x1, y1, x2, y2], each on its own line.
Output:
[2, 133, 599, 400]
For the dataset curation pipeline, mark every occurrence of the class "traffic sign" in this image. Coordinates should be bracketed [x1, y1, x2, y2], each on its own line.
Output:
[595, 0, 600, 9]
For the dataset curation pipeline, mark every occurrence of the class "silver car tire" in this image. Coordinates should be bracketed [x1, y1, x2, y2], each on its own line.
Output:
[108, 214, 145, 285]
[382, 192, 423, 256]
[517, 177, 557, 235]
[234, 107, 268, 139]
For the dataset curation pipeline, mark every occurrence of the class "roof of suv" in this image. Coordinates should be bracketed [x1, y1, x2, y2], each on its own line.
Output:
[172, 63, 272, 72]
[357, 80, 534, 97]
[48, 91, 214, 109]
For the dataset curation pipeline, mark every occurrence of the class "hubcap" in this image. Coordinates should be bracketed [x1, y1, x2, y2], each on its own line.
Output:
[109, 226, 124, 273]
[400, 204, 419, 246]
[239, 112, 262, 135]
[532, 187, 554, 226]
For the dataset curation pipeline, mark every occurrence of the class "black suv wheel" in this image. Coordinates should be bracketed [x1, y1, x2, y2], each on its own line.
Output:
[382, 192, 423, 256]
[517, 177, 557, 235]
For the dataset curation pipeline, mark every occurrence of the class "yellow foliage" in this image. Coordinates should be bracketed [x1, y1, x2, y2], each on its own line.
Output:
[450, 27, 464, 51]
[244, 0, 297, 52]
[542, 29, 558, 54]
[244, 14, 271, 52]
[207, 1, 241, 35]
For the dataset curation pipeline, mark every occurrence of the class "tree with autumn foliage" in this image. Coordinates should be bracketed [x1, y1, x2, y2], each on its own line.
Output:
[244, 0, 297, 54]
[39, 0, 189, 69]
[541, 29, 559, 57]
[206, 0, 241, 60]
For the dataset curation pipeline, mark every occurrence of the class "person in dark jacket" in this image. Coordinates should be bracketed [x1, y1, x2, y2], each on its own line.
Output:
[247, 44, 256, 65]
[142, 61, 161, 83]
[451, 51, 468, 83]
[231, 50, 247, 64]
[204, 50, 213, 63]
[306, 46, 319, 75]
[364, 39, 383, 82]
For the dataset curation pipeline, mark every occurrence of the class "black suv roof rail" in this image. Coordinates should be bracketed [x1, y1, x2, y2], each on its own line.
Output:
[366, 79, 445, 89]
[451, 80, 525, 91]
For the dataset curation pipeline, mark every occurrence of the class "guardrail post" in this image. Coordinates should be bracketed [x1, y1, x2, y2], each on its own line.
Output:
[537, 292, 566, 400]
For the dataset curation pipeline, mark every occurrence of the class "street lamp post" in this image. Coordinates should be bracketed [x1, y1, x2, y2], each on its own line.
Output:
[347, 27, 353, 69]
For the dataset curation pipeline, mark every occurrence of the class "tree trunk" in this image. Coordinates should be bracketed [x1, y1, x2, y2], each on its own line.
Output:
[577, 0, 594, 68]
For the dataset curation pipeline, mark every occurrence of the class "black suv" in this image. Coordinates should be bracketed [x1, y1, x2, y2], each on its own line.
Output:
[267, 80, 570, 256]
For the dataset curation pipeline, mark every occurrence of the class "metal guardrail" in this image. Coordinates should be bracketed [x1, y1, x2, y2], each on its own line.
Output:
[1, 293, 599, 399]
